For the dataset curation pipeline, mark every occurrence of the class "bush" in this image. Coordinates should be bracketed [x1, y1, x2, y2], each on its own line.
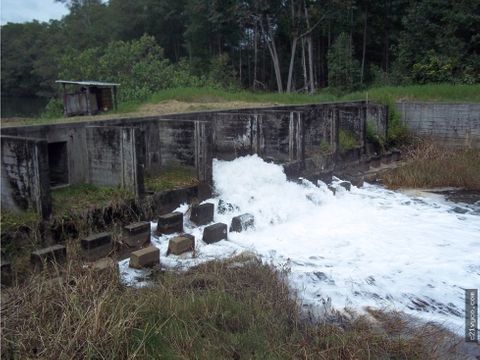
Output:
[40, 98, 63, 118]
[207, 53, 238, 90]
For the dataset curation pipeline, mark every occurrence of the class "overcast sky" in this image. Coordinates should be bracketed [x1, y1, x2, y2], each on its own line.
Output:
[1, 0, 68, 25]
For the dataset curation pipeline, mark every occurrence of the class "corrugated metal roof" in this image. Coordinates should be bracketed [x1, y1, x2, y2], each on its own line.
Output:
[55, 80, 120, 86]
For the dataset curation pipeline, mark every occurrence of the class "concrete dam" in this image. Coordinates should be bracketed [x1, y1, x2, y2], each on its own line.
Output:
[2, 101, 479, 336]
[1, 101, 388, 219]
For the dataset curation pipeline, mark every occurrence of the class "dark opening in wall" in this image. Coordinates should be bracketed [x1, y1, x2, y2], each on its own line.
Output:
[48, 141, 69, 187]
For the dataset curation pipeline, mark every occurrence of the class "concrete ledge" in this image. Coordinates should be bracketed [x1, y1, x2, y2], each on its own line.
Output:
[156, 212, 183, 235]
[31, 244, 66, 268]
[190, 203, 214, 226]
[129, 246, 160, 269]
[203, 223, 228, 244]
[167, 234, 195, 255]
[230, 214, 255, 233]
[123, 221, 150, 247]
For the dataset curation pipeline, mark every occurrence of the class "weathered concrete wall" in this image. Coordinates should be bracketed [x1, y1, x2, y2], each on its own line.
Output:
[1, 136, 52, 218]
[396, 102, 480, 148]
[367, 103, 388, 140]
[86, 126, 145, 196]
[1, 123, 89, 185]
[0, 101, 386, 217]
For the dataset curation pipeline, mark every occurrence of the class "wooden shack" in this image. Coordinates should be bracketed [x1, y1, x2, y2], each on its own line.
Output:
[56, 80, 119, 117]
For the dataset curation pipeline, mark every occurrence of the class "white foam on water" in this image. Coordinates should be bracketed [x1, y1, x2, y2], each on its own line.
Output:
[119, 155, 480, 334]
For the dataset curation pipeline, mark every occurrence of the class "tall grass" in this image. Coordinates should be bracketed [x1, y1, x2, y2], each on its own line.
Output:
[1, 255, 462, 359]
[383, 141, 480, 190]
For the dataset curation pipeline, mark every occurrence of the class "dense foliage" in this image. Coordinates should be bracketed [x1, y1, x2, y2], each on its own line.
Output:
[1, 0, 479, 101]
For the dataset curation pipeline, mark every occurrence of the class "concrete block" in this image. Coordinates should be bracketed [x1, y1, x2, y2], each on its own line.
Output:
[129, 246, 160, 269]
[167, 234, 195, 255]
[218, 199, 238, 214]
[81, 232, 112, 261]
[350, 176, 364, 188]
[381, 152, 393, 164]
[156, 212, 183, 235]
[123, 221, 151, 247]
[338, 181, 351, 191]
[203, 223, 228, 244]
[31, 244, 66, 268]
[190, 203, 214, 225]
[392, 149, 401, 161]
[230, 213, 255, 233]
[370, 155, 381, 168]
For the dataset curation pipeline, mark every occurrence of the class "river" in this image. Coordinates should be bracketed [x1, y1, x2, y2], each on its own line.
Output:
[120, 155, 480, 335]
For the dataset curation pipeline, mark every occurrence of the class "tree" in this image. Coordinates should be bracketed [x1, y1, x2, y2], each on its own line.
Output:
[327, 32, 360, 92]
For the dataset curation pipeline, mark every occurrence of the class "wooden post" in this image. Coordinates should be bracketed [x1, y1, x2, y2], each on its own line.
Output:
[113, 86, 118, 110]
[86, 86, 91, 115]
[62, 83, 67, 117]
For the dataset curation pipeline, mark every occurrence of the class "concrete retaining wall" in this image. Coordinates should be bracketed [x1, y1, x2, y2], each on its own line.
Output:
[86, 126, 145, 196]
[1, 136, 51, 218]
[396, 102, 480, 148]
[1, 101, 387, 217]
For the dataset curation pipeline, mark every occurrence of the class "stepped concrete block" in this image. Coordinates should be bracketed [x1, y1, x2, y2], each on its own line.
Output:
[81, 232, 112, 261]
[168, 234, 195, 255]
[156, 212, 183, 235]
[123, 221, 151, 247]
[31, 244, 66, 268]
[203, 223, 228, 244]
[190, 203, 214, 225]
[129, 246, 160, 269]
[230, 214, 255, 233]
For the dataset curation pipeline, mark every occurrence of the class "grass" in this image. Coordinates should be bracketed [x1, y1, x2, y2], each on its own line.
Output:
[339, 129, 360, 152]
[144, 166, 199, 193]
[51, 184, 134, 215]
[3, 84, 479, 128]
[0, 210, 40, 233]
[1, 254, 460, 359]
[382, 141, 480, 190]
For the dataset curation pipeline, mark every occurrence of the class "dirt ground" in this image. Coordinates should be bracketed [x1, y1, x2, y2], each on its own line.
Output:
[1, 100, 276, 127]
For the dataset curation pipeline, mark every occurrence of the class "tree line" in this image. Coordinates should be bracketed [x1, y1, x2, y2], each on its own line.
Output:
[1, 0, 479, 101]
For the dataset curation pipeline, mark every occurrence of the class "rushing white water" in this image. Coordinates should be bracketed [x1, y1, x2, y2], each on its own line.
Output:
[119, 155, 480, 334]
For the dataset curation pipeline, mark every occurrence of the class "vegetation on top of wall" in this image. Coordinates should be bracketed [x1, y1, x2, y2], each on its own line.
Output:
[51, 184, 134, 215]
[144, 166, 199, 193]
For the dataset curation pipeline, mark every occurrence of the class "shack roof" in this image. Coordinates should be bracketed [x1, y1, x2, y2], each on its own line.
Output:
[55, 80, 120, 87]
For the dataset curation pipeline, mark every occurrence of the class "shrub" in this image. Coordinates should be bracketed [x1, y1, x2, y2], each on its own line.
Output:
[40, 98, 63, 118]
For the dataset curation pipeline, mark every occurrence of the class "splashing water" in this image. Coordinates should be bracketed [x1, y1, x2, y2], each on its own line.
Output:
[120, 155, 480, 334]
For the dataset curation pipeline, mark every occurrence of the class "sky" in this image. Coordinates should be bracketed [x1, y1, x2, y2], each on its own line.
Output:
[1, 0, 68, 25]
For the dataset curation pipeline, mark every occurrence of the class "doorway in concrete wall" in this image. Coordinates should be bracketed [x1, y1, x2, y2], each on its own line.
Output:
[48, 141, 69, 187]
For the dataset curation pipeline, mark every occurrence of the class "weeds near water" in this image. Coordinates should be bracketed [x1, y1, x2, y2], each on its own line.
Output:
[383, 140, 480, 190]
[1, 254, 462, 359]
